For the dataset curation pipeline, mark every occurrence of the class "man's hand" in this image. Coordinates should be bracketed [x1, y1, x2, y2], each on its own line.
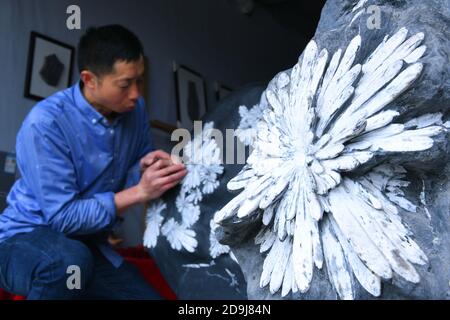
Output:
[140, 150, 181, 172]
[114, 150, 186, 215]
[137, 157, 187, 202]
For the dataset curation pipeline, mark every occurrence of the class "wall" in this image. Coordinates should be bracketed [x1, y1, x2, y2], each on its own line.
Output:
[0, 0, 308, 153]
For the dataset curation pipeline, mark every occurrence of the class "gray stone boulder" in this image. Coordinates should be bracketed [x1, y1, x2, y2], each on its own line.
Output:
[217, 0, 450, 299]
[149, 0, 450, 300]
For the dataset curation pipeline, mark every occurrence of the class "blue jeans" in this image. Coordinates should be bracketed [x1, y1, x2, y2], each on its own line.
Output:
[0, 227, 162, 300]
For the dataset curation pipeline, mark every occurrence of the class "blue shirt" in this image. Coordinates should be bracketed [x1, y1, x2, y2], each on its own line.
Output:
[0, 82, 154, 267]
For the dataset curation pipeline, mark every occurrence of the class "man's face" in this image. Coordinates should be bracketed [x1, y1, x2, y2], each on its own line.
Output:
[91, 55, 145, 114]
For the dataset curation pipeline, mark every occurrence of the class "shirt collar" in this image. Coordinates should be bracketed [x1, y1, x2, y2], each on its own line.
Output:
[74, 81, 106, 126]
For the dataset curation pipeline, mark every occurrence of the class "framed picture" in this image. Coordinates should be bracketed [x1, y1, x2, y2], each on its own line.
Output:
[24, 31, 75, 101]
[215, 82, 232, 101]
[174, 63, 207, 131]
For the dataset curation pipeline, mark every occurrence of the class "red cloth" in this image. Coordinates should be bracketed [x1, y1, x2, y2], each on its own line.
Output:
[0, 245, 176, 300]
[0, 289, 25, 300]
[116, 245, 177, 300]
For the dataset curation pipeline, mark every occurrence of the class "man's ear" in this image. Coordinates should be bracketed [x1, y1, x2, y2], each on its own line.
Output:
[80, 70, 97, 90]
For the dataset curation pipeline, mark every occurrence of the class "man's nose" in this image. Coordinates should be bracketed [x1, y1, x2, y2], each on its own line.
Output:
[129, 83, 140, 100]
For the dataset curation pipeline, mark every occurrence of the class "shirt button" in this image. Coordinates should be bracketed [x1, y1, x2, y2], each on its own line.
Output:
[111, 179, 115, 184]
[92, 119, 97, 124]
[110, 129, 115, 135]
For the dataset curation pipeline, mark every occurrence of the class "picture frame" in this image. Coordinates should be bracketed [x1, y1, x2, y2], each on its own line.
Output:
[24, 31, 75, 101]
[215, 82, 232, 101]
[173, 63, 208, 131]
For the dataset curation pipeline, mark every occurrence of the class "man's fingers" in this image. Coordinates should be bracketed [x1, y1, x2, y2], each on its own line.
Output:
[151, 150, 171, 161]
[156, 163, 186, 177]
[161, 180, 180, 192]
[149, 159, 173, 170]
[142, 161, 184, 182]
[155, 169, 187, 187]
[140, 156, 157, 168]
[170, 155, 183, 165]
[140, 150, 172, 168]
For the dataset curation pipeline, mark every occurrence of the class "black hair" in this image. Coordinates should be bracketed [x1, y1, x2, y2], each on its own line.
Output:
[77, 24, 144, 77]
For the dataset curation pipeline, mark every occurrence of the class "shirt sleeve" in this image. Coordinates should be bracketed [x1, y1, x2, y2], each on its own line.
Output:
[124, 97, 156, 188]
[136, 97, 155, 160]
[16, 119, 117, 236]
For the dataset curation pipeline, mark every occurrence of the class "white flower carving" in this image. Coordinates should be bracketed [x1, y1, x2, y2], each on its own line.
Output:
[143, 200, 166, 248]
[161, 218, 197, 253]
[144, 122, 224, 255]
[236, 97, 267, 146]
[215, 28, 446, 299]
[209, 219, 231, 259]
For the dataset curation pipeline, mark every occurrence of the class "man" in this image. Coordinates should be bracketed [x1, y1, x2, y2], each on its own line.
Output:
[0, 25, 186, 299]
